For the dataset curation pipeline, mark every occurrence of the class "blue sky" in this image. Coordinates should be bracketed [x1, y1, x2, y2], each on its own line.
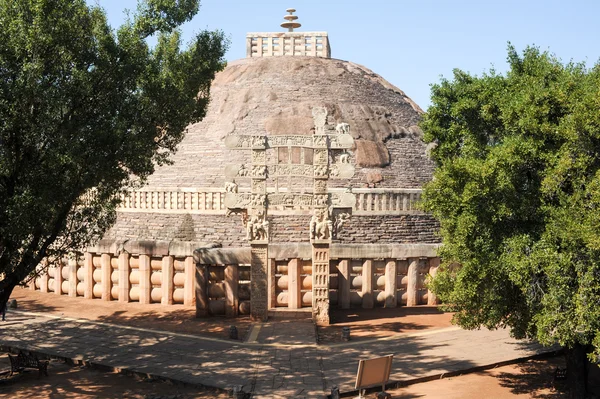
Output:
[93, 0, 600, 110]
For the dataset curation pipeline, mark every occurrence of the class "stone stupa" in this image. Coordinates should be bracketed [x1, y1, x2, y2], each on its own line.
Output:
[31, 9, 441, 324]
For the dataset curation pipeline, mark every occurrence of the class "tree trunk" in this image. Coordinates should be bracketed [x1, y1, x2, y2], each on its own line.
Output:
[0, 275, 19, 315]
[566, 343, 588, 399]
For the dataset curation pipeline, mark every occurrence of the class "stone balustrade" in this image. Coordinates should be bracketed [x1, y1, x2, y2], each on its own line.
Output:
[118, 188, 225, 214]
[341, 188, 422, 215]
[116, 188, 424, 216]
[246, 32, 331, 58]
[30, 241, 200, 308]
[28, 242, 440, 317]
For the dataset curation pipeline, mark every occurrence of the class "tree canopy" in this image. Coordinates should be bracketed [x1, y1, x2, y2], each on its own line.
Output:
[421, 45, 600, 396]
[0, 0, 227, 301]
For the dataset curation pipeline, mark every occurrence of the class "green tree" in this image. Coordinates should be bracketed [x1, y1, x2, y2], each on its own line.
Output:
[422, 45, 600, 398]
[0, 0, 227, 308]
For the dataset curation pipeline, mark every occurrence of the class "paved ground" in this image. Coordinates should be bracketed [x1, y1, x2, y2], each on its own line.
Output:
[0, 307, 553, 398]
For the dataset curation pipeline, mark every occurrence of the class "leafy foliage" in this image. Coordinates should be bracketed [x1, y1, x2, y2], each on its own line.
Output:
[422, 45, 600, 362]
[0, 0, 227, 294]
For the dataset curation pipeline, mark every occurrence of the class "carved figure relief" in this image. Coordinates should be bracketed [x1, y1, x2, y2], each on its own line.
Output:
[252, 150, 266, 164]
[250, 194, 266, 207]
[251, 165, 267, 178]
[329, 165, 340, 177]
[314, 165, 328, 178]
[314, 194, 328, 207]
[224, 181, 238, 193]
[313, 179, 327, 193]
[251, 136, 267, 148]
[240, 136, 252, 148]
[310, 209, 333, 240]
[268, 193, 313, 207]
[313, 135, 327, 147]
[238, 164, 250, 177]
[312, 107, 327, 134]
[246, 211, 269, 241]
[329, 163, 355, 179]
[340, 152, 350, 164]
[334, 212, 351, 236]
[268, 136, 313, 148]
[314, 149, 328, 164]
[252, 180, 266, 193]
[335, 122, 350, 135]
[270, 164, 313, 178]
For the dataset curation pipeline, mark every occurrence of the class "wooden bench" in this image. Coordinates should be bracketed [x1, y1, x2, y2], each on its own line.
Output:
[8, 352, 49, 377]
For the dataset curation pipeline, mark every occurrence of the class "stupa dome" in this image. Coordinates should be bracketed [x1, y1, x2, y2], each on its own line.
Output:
[145, 55, 432, 190]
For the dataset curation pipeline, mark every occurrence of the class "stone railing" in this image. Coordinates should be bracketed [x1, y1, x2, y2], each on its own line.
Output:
[116, 188, 424, 215]
[246, 32, 331, 58]
[28, 241, 203, 308]
[27, 242, 439, 316]
[350, 188, 423, 215]
[118, 188, 225, 214]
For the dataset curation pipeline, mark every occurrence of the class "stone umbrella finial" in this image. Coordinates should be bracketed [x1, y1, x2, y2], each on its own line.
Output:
[281, 8, 301, 32]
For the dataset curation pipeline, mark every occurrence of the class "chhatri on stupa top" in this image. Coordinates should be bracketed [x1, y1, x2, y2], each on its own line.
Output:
[246, 8, 330, 58]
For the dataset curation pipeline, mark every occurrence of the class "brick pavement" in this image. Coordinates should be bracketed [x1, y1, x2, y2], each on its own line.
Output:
[0, 310, 554, 398]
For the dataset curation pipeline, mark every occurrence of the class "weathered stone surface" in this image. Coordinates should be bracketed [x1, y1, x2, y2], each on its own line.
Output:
[354, 139, 390, 168]
[140, 56, 430, 190]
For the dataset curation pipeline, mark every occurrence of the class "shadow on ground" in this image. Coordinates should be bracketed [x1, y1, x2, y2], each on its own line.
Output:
[319, 306, 454, 343]
[0, 354, 228, 399]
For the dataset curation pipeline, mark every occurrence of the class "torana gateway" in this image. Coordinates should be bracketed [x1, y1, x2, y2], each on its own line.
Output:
[29, 10, 441, 324]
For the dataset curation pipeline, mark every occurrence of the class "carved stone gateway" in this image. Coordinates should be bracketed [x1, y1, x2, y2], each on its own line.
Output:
[225, 106, 354, 323]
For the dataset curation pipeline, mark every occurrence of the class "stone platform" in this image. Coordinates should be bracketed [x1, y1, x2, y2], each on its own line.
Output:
[0, 309, 555, 398]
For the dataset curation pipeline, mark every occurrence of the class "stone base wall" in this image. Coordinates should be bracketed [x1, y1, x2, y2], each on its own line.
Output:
[335, 215, 439, 244]
[103, 213, 248, 246]
[104, 212, 440, 245]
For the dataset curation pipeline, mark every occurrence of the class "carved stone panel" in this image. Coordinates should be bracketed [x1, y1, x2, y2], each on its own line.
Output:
[252, 179, 266, 193]
[250, 194, 266, 207]
[252, 150, 267, 164]
[313, 149, 328, 165]
[268, 164, 314, 178]
[312, 243, 330, 325]
[314, 165, 328, 178]
[267, 135, 314, 148]
[250, 243, 268, 321]
[224, 135, 266, 150]
[313, 179, 327, 194]
[312, 135, 328, 148]
[268, 193, 313, 207]
[246, 210, 269, 241]
[313, 194, 328, 207]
